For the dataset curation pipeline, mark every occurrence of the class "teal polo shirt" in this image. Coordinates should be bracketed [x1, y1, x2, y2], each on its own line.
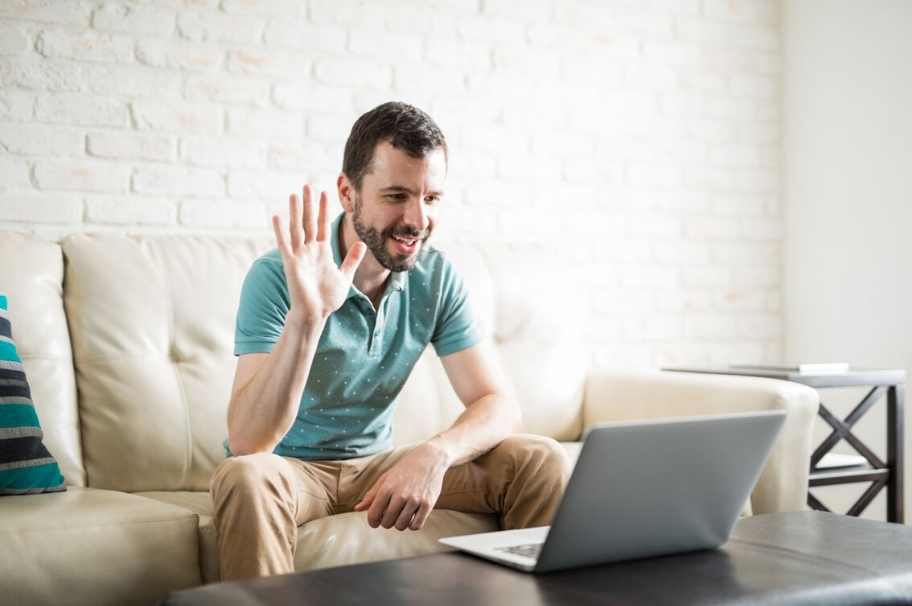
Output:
[233, 213, 483, 460]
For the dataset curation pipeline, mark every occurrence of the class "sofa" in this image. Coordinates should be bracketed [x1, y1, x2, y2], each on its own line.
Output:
[0, 230, 819, 606]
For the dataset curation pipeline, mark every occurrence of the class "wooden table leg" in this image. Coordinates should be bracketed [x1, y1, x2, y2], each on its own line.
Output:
[887, 385, 905, 523]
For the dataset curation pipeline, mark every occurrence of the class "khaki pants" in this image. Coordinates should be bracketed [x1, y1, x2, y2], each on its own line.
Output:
[210, 434, 570, 580]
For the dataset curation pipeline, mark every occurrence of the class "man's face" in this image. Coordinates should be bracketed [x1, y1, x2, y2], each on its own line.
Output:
[348, 141, 446, 273]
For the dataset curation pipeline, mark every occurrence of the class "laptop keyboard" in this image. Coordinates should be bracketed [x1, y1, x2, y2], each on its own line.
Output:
[496, 542, 543, 559]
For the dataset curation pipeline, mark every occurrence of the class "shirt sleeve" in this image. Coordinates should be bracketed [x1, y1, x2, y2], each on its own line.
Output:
[431, 256, 484, 357]
[234, 254, 289, 356]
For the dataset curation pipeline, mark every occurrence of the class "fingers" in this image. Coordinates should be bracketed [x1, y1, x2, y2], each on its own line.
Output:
[354, 477, 388, 528]
[287, 186, 333, 248]
[387, 496, 427, 531]
[367, 491, 392, 529]
[359, 480, 411, 530]
[364, 490, 426, 531]
[272, 214, 289, 255]
[409, 504, 431, 531]
[287, 193, 302, 251]
[354, 471, 437, 532]
[394, 501, 421, 531]
[353, 483, 376, 513]
[301, 185, 317, 244]
[316, 190, 330, 242]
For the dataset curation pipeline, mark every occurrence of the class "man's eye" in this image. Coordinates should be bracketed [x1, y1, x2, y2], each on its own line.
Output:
[425, 196, 440, 205]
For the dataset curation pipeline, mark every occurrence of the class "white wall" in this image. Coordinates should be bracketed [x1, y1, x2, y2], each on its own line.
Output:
[0, 0, 783, 372]
[783, 0, 912, 520]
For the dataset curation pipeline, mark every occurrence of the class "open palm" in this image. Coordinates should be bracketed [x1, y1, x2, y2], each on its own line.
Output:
[273, 186, 366, 324]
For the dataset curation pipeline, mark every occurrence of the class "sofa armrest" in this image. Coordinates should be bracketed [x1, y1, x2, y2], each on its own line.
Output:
[582, 370, 819, 515]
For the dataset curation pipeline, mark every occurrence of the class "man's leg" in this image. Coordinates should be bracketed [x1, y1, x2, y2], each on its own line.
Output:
[210, 453, 336, 580]
[436, 434, 572, 529]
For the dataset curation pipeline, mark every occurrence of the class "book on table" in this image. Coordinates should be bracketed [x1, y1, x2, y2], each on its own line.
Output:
[729, 362, 850, 374]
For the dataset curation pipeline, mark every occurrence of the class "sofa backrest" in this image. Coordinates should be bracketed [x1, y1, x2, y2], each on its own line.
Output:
[6, 231, 586, 493]
[62, 234, 273, 492]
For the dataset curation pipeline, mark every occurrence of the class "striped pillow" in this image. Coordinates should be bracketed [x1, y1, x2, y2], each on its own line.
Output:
[0, 294, 66, 495]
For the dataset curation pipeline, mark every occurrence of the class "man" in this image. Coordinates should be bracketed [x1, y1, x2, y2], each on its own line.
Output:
[210, 101, 570, 580]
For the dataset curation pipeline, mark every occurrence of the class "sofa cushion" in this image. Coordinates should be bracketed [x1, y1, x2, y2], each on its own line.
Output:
[293, 509, 499, 571]
[0, 486, 200, 606]
[0, 232, 84, 486]
[139, 491, 220, 584]
[139, 490, 499, 581]
[0, 294, 66, 495]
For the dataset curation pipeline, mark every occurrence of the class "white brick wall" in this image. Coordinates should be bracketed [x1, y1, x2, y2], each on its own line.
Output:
[0, 0, 783, 371]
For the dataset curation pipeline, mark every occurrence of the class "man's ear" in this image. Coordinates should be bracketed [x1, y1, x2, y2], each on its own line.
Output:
[337, 173, 355, 213]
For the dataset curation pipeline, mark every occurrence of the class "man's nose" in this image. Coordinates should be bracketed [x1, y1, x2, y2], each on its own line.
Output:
[403, 198, 430, 232]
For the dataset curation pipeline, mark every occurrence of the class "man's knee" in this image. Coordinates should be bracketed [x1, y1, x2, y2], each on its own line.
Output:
[495, 434, 572, 483]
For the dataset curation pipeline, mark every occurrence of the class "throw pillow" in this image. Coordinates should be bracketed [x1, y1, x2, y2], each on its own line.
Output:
[0, 294, 66, 495]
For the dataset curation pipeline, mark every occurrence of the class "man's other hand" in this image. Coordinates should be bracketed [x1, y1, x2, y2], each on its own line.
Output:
[353, 444, 449, 531]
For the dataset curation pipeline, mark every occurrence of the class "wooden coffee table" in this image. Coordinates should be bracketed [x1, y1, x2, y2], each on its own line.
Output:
[161, 512, 912, 606]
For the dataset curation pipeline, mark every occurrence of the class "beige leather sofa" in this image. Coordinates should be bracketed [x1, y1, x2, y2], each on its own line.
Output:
[0, 231, 819, 606]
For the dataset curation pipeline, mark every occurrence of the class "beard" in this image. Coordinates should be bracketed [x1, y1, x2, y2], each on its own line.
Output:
[351, 194, 431, 273]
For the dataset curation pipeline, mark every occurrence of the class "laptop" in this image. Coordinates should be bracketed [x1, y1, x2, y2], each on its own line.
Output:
[439, 410, 786, 573]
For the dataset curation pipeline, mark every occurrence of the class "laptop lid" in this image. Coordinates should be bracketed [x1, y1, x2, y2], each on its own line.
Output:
[440, 410, 786, 574]
[535, 410, 786, 572]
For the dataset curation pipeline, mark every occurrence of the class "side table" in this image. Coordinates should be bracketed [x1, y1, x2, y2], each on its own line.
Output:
[663, 366, 905, 523]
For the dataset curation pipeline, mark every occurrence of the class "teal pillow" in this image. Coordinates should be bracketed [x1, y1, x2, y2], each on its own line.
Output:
[0, 294, 66, 495]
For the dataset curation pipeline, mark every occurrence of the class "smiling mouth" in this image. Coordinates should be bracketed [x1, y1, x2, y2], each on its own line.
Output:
[387, 226, 429, 255]
[389, 234, 422, 256]
[392, 235, 418, 247]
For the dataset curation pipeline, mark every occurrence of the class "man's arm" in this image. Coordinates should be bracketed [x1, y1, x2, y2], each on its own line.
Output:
[227, 187, 365, 455]
[354, 340, 521, 531]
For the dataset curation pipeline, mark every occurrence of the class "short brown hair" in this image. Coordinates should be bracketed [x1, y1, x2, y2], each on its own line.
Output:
[342, 102, 448, 191]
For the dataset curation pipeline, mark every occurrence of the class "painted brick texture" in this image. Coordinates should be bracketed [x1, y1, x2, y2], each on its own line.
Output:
[0, 0, 783, 370]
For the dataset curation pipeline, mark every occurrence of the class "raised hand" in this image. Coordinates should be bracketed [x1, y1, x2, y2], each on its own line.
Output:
[272, 185, 366, 325]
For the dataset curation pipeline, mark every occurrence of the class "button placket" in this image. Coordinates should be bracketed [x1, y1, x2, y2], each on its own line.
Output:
[369, 302, 384, 358]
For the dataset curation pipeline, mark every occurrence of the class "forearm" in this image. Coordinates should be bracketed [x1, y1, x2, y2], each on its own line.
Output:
[421, 393, 522, 469]
[354, 391, 522, 530]
[227, 313, 325, 455]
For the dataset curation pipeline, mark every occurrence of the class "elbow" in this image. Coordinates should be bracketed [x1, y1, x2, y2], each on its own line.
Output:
[226, 402, 283, 456]
[227, 435, 254, 457]
[227, 432, 278, 457]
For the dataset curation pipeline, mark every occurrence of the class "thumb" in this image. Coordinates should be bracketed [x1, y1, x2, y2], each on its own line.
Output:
[340, 241, 367, 282]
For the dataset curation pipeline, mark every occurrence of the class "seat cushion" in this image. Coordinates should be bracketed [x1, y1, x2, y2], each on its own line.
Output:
[0, 486, 200, 606]
[140, 490, 499, 581]
[294, 509, 499, 571]
[139, 491, 220, 584]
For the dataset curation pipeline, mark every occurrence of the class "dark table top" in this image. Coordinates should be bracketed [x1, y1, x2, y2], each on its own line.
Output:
[161, 512, 912, 606]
